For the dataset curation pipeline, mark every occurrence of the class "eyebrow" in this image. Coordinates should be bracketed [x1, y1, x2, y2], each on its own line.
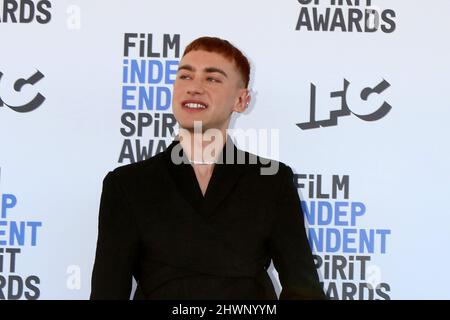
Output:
[177, 64, 228, 78]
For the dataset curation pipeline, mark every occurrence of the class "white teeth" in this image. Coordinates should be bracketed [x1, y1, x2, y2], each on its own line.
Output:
[184, 103, 206, 109]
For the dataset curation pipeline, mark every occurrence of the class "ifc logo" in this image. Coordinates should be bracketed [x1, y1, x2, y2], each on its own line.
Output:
[0, 70, 46, 113]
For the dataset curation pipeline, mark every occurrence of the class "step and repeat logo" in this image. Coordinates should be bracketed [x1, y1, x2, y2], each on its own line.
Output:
[0, 70, 46, 113]
[296, 79, 392, 130]
[0, 0, 52, 24]
[295, 0, 396, 33]
[119, 33, 180, 163]
[0, 169, 43, 300]
[296, 173, 392, 299]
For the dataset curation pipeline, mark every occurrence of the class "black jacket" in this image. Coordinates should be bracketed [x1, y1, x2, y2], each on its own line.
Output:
[90, 139, 325, 299]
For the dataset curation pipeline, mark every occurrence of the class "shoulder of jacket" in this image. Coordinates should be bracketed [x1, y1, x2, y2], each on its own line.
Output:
[108, 151, 166, 181]
[235, 148, 292, 178]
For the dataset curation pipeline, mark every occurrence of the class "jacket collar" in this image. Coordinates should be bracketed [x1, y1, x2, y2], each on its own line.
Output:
[163, 136, 247, 216]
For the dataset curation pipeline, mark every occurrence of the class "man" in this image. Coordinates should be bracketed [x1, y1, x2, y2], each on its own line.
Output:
[90, 36, 325, 299]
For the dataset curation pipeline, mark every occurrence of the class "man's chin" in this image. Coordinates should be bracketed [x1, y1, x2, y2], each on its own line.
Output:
[178, 120, 207, 132]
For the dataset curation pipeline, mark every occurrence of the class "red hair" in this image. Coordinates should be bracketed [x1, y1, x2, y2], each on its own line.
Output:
[183, 36, 250, 88]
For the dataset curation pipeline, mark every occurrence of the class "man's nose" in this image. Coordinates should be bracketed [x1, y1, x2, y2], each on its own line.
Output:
[186, 78, 205, 95]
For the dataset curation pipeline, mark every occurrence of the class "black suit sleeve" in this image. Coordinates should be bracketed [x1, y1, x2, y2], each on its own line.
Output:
[90, 171, 139, 299]
[269, 164, 326, 300]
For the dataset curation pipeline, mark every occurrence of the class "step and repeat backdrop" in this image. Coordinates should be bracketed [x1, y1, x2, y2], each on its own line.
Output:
[1, 0, 449, 300]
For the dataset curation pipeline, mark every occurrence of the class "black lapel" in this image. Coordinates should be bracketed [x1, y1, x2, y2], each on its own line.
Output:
[163, 139, 204, 213]
[201, 138, 247, 217]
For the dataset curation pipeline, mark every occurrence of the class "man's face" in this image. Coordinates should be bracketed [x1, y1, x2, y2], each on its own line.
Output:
[172, 50, 248, 133]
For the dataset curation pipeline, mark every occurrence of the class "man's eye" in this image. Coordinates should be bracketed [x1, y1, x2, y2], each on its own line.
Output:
[207, 77, 221, 83]
[179, 74, 191, 80]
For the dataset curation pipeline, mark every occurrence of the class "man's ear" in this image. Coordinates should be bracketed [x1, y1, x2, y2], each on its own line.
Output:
[233, 89, 251, 113]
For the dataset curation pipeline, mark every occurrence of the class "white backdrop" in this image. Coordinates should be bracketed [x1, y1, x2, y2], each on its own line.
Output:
[0, 0, 449, 299]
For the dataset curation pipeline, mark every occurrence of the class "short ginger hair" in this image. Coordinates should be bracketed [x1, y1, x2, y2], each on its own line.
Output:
[183, 36, 251, 88]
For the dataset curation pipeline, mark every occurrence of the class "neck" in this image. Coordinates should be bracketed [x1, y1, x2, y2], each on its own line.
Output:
[178, 128, 227, 165]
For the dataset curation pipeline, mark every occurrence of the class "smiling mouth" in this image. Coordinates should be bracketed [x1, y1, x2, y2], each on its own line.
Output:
[182, 102, 208, 110]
